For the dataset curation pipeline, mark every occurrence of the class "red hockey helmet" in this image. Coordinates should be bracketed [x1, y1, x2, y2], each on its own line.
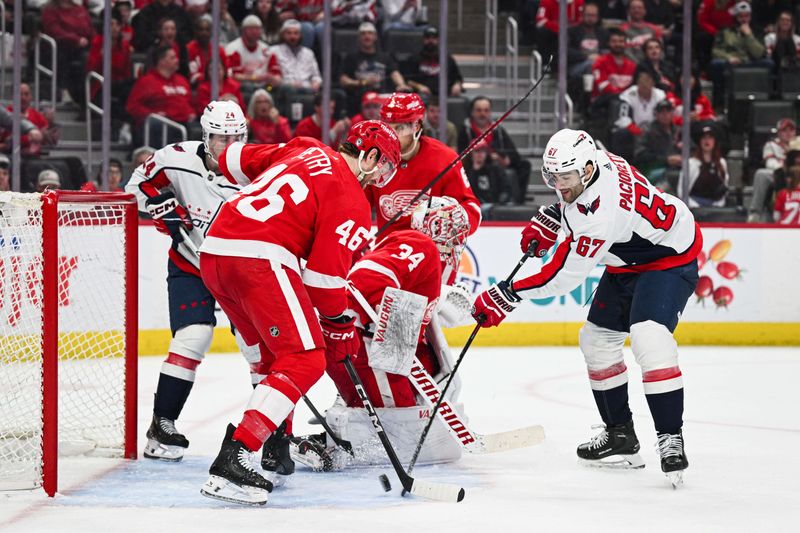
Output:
[346, 119, 402, 187]
[380, 92, 426, 123]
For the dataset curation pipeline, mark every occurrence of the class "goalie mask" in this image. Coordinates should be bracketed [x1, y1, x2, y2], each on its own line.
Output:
[411, 196, 469, 270]
[201, 100, 248, 165]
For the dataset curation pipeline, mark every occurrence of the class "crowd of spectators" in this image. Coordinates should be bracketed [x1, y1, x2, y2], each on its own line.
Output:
[1, 0, 460, 193]
[540, 0, 800, 222]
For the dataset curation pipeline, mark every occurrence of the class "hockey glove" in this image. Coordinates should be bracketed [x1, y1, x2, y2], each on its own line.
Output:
[471, 281, 521, 328]
[145, 191, 193, 243]
[320, 315, 359, 362]
[521, 203, 561, 257]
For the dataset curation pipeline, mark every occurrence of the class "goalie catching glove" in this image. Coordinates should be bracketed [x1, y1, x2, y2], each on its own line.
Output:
[145, 191, 193, 243]
[520, 203, 561, 256]
[471, 281, 521, 327]
[320, 314, 359, 362]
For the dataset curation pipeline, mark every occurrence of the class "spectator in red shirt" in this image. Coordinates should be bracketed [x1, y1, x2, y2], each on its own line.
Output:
[536, 0, 585, 67]
[193, 60, 246, 116]
[225, 15, 283, 98]
[620, 0, 663, 63]
[666, 71, 716, 127]
[86, 9, 134, 125]
[294, 93, 351, 147]
[187, 17, 227, 86]
[247, 89, 291, 144]
[696, 0, 736, 69]
[126, 45, 196, 146]
[774, 165, 800, 224]
[147, 17, 189, 78]
[12, 83, 60, 147]
[114, 0, 135, 47]
[591, 28, 636, 99]
[41, 0, 94, 105]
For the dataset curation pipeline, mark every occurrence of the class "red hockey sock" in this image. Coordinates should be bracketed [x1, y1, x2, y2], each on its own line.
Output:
[233, 410, 275, 452]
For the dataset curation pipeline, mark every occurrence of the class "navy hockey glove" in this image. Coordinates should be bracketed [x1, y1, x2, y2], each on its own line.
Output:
[521, 203, 561, 256]
[145, 191, 193, 243]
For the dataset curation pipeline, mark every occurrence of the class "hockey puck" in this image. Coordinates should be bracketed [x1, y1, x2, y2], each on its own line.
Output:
[379, 474, 392, 492]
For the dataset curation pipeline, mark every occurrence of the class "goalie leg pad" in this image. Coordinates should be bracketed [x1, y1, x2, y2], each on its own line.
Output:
[325, 402, 462, 467]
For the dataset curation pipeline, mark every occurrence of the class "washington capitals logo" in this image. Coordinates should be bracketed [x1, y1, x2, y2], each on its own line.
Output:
[577, 197, 600, 215]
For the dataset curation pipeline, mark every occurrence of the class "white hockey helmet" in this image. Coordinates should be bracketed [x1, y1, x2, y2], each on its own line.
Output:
[411, 196, 469, 271]
[201, 100, 248, 163]
[541, 128, 598, 189]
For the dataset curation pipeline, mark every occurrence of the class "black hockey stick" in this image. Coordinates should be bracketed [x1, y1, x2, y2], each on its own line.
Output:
[301, 395, 354, 456]
[342, 355, 465, 502]
[405, 241, 539, 476]
[371, 55, 554, 244]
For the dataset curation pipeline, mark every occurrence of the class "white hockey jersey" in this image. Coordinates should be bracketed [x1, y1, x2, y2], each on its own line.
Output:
[513, 150, 702, 299]
[125, 141, 242, 274]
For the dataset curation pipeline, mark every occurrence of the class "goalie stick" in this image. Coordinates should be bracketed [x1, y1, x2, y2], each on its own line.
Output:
[406, 242, 539, 474]
[347, 284, 544, 455]
[342, 355, 465, 503]
[370, 55, 553, 244]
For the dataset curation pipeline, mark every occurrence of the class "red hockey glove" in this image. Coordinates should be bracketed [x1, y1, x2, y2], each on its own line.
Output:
[520, 203, 561, 257]
[145, 191, 192, 243]
[471, 281, 521, 328]
[320, 315, 359, 362]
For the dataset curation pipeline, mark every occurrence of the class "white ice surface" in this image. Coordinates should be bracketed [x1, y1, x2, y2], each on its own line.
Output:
[1, 347, 799, 532]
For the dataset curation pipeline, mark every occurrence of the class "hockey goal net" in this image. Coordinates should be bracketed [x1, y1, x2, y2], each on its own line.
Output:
[0, 191, 138, 497]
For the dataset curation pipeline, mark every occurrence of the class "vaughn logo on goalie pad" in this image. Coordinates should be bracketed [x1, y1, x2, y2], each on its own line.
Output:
[368, 287, 427, 376]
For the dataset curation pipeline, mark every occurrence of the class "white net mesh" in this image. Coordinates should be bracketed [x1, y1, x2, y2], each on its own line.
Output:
[0, 192, 131, 491]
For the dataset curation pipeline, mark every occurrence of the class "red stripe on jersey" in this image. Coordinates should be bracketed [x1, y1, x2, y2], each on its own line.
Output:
[169, 249, 201, 277]
[588, 361, 628, 381]
[642, 366, 682, 383]
[606, 223, 703, 274]
[512, 235, 574, 292]
[165, 352, 201, 370]
[138, 168, 171, 199]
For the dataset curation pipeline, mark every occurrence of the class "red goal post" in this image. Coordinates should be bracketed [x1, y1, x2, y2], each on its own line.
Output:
[0, 191, 138, 497]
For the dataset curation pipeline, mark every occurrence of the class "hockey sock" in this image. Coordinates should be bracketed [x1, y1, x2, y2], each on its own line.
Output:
[591, 383, 633, 427]
[234, 410, 275, 452]
[645, 388, 684, 435]
[153, 375, 193, 420]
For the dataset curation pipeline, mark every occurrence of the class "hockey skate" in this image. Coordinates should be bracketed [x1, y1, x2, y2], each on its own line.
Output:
[261, 422, 294, 487]
[289, 432, 335, 472]
[201, 424, 273, 506]
[657, 431, 688, 489]
[577, 421, 645, 469]
[143, 415, 189, 461]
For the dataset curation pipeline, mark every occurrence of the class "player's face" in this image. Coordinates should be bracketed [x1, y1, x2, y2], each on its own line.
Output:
[386, 121, 419, 152]
[545, 169, 583, 203]
[360, 147, 397, 188]
[207, 133, 244, 161]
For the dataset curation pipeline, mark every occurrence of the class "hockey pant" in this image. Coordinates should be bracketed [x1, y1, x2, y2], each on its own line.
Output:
[200, 253, 327, 451]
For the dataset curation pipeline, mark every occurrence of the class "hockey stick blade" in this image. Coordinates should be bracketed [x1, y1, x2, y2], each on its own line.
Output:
[477, 425, 545, 454]
[342, 356, 465, 503]
[408, 478, 465, 503]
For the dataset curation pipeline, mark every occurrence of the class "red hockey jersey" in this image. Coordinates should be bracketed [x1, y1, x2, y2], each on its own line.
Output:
[347, 229, 442, 331]
[365, 136, 481, 235]
[203, 137, 372, 318]
[774, 187, 800, 225]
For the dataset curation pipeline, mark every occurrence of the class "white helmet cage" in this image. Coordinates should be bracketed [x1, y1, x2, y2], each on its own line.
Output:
[201, 100, 248, 163]
[541, 128, 598, 190]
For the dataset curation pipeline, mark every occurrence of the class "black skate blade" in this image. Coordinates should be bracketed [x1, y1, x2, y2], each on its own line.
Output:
[579, 452, 645, 470]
